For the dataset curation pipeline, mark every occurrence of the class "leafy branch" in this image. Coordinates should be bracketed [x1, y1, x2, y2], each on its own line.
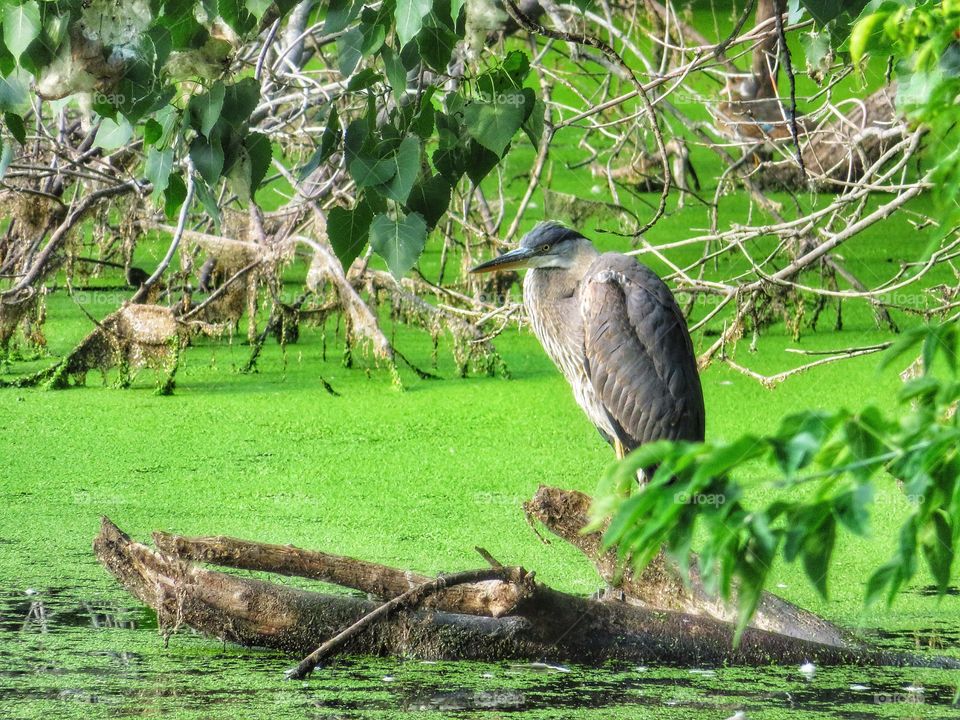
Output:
[593, 320, 960, 640]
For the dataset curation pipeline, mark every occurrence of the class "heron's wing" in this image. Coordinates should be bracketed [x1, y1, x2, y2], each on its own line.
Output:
[580, 254, 705, 450]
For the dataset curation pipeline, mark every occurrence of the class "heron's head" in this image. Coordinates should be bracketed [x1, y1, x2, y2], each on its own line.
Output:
[469, 222, 593, 274]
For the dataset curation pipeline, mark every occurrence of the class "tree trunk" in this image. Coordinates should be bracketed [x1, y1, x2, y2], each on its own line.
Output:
[752, 0, 787, 99]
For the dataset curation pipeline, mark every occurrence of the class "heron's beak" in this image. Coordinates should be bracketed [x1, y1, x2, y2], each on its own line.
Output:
[469, 247, 537, 274]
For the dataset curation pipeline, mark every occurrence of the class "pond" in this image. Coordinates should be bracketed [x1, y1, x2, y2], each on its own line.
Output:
[1, 586, 958, 719]
[2, 280, 959, 719]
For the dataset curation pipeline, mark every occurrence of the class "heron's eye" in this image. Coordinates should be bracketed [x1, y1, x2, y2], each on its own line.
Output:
[538, 243, 550, 253]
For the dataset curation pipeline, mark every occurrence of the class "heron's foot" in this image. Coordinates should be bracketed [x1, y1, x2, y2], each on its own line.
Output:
[594, 584, 626, 603]
[614, 438, 626, 460]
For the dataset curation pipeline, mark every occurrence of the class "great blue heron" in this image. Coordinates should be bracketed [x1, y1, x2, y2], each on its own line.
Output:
[470, 221, 705, 460]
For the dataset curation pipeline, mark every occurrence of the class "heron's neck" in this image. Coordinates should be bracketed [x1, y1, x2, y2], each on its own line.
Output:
[525, 246, 599, 299]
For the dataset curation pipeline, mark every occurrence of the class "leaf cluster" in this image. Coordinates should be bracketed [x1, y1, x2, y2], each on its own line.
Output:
[318, 0, 541, 276]
[849, 1, 960, 219]
[593, 321, 960, 640]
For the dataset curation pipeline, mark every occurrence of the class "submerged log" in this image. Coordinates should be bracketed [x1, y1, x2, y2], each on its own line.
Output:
[95, 518, 958, 668]
[524, 486, 854, 648]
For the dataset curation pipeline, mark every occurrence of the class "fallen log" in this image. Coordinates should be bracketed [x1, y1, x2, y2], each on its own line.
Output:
[751, 85, 905, 191]
[151, 530, 529, 618]
[95, 517, 959, 668]
[524, 485, 854, 648]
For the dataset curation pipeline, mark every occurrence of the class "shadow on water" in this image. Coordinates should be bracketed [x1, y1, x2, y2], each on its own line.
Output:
[0, 587, 958, 718]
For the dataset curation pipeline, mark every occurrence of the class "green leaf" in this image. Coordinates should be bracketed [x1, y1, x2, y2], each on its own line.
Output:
[325, 0, 361, 33]
[349, 151, 397, 187]
[800, 0, 867, 27]
[145, 147, 176, 200]
[193, 177, 221, 231]
[359, 16, 387, 56]
[190, 134, 225, 185]
[802, 515, 835, 598]
[522, 97, 545, 146]
[409, 87, 437, 138]
[299, 107, 341, 182]
[842, 408, 888, 482]
[923, 322, 958, 375]
[94, 117, 134, 150]
[219, 0, 257, 35]
[922, 509, 954, 594]
[464, 139, 501, 185]
[163, 172, 187, 220]
[464, 92, 526, 157]
[327, 201, 373, 271]
[691, 435, 766, 485]
[44, 12, 69, 50]
[879, 326, 929, 373]
[221, 78, 261, 128]
[849, 9, 888, 62]
[899, 376, 941, 405]
[500, 49, 531, 84]
[864, 561, 898, 607]
[395, 0, 432, 47]
[337, 27, 364, 75]
[416, 18, 456, 72]
[406, 173, 451, 229]
[347, 68, 381, 91]
[381, 136, 419, 204]
[4, 111, 24, 145]
[188, 81, 225, 137]
[143, 119, 163, 146]
[3, 2, 40, 63]
[0, 70, 29, 113]
[0, 139, 14, 180]
[245, 131, 272, 193]
[802, 28, 832, 72]
[770, 411, 839, 478]
[369, 211, 427, 280]
[381, 43, 407, 100]
[834, 484, 872, 536]
[320, 106, 342, 163]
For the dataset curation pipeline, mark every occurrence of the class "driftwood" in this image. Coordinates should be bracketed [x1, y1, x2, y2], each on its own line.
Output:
[0, 303, 183, 391]
[524, 486, 852, 647]
[96, 508, 959, 670]
[151, 530, 528, 618]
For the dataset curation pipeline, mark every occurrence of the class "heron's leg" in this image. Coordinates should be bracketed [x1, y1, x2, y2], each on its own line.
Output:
[614, 438, 626, 460]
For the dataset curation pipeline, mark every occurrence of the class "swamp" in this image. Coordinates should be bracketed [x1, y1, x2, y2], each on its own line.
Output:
[1, 0, 959, 718]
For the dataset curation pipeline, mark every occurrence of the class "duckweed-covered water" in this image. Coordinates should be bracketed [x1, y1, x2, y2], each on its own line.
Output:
[3, 152, 960, 718]
[2, 587, 959, 719]
[3, 302, 959, 718]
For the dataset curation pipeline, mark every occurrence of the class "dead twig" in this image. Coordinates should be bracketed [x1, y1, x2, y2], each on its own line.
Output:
[285, 566, 529, 679]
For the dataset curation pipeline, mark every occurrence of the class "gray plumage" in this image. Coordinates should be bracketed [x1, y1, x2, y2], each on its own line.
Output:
[471, 221, 704, 454]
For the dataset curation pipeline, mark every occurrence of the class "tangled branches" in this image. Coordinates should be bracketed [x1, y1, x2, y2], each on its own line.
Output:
[0, 0, 953, 391]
